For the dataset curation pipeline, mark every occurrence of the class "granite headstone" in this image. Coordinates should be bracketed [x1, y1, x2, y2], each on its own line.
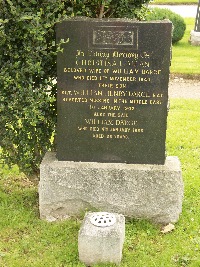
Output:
[190, 1, 200, 45]
[194, 0, 200, 32]
[39, 19, 183, 224]
[56, 18, 172, 164]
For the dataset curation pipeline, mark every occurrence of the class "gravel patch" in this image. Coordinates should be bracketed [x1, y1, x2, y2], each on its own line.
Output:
[169, 78, 200, 99]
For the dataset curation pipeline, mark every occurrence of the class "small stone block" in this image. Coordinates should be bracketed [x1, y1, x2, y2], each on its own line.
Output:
[190, 30, 200, 46]
[78, 212, 125, 266]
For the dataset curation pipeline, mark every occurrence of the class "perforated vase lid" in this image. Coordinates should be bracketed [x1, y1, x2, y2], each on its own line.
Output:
[90, 212, 116, 227]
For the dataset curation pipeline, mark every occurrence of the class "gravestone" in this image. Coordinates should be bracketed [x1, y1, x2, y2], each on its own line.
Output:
[56, 18, 171, 164]
[39, 18, 183, 224]
[194, 0, 200, 32]
[190, 0, 200, 45]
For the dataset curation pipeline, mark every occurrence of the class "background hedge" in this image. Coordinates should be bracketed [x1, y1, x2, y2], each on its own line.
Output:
[146, 8, 186, 44]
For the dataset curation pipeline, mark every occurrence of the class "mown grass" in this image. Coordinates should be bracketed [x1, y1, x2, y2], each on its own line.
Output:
[171, 18, 200, 76]
[152, 0, 198, 5]
[0, 99, 200, 266]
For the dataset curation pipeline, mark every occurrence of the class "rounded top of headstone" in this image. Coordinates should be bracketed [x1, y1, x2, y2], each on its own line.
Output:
[90, 212, 116, 227]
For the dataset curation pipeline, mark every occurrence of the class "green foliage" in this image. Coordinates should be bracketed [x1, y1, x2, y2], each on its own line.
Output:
[0, 0, 151, 176]
[0, 1, 68, 176]
[65, 0, 150, 19]
[171, 18, 200, 76]
[146, 8, 186, 43]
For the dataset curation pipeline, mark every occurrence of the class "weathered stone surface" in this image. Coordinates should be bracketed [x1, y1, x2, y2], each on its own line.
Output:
[78, 212, 125, 265]
[190, 30, 200, 46]
[39, 152, 183, 224]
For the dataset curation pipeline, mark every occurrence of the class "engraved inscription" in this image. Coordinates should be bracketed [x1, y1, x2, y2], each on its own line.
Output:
[60, 46, 165, 140]
[93, 29, 133, 45]
[56, 19, 172, 163]
[90, 26, 138, 49]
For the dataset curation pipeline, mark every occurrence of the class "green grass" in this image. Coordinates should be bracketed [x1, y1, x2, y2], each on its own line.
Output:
[171, 18, 200, 76]
[152, 0, 198, 5]
[0, 99, 200, 266]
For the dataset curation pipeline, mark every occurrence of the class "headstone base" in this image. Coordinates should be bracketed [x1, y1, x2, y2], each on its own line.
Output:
[189, 30, 200, 45]
[78, 212, 125, 266]
[39, 152, 183, 224]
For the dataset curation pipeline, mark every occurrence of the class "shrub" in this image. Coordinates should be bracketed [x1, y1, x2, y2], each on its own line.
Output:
[0, 1, 68, 177]
[0, 0, 150, 177]
[64, 0, 150, 20]
[146, 8, 186, 44]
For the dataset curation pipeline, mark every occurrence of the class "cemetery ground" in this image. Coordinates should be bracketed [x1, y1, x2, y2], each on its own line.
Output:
[0, 98, 200, 267]
[171, 18, 199, 77]
[0, 18, 200, 267]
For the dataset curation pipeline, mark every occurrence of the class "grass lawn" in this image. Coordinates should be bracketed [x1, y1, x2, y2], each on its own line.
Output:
[0, 99, 200, 266]
[152, 0, 198, 5]
[171, 18, 200, 77]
